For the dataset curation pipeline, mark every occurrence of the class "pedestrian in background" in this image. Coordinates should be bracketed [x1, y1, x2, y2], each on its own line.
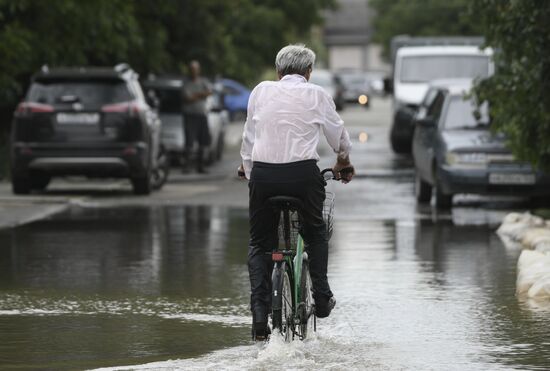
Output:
[182, 60, 212, 173]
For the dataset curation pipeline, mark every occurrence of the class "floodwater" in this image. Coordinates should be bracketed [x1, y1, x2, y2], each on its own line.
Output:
[1, 193, 549, 370]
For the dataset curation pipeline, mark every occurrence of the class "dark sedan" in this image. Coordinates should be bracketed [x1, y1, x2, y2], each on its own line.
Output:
[412, 79, 550, 209]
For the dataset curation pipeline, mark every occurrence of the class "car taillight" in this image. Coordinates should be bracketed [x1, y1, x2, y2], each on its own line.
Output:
[16, 102, 55, 114]
[101, 101, 141, 116]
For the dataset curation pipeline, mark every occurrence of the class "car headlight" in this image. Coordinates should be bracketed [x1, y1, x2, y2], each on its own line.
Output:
[445, 152, 488, 168]
[358, 94, 369, 105]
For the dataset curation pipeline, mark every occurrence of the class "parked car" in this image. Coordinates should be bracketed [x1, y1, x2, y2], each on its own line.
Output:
[412, 79, 550, 209]
[10, 64, 162, 195]
[389, 43, 493, 154]
[309, 69, 345, 111]
[337, 69, 372, 108]
[142, 76, 228, 166]
[364, 70, 386, 96]
[218, 78, 250, 121]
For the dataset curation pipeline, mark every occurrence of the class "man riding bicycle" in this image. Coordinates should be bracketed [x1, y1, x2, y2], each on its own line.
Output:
[239, 44, 354, 341]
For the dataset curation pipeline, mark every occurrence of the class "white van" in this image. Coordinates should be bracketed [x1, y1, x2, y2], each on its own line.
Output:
[390, 45, 493, 153]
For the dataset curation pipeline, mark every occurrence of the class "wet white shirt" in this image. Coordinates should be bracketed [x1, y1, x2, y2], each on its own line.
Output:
[240, 74, 352, 179]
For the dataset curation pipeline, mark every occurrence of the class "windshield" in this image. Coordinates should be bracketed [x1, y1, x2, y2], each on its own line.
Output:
[444, 96, 490, 130]
[400, 55, 490, 83]
[339, 74, 366, 88]
[151, 88, 182, 114]
[27, 80, 133, 107]
[310, 73, 333, 87]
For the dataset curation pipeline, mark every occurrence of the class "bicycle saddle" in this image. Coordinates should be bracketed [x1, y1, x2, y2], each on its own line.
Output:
[267, 196, 304, 212]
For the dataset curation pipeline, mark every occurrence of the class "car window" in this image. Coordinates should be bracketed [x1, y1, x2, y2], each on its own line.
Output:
[223, 85, 239, 95]
[444, 96, 490, 130]
[340, 74, 366, 87]
[150, 88, 182, 114]
[27, 80, 133, 107]
[400, 55, 490, 83]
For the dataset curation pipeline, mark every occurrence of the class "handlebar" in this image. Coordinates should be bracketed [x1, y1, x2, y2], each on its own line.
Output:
[238, 166, 354, 181]
[321, 167, 354, 181]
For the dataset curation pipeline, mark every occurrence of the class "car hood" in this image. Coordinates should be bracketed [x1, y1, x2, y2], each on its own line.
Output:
[395, 83, 429, 105]
[441, 129, 509, 152]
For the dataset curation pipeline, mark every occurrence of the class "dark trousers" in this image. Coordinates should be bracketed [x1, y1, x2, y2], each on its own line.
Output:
[183, 113, 210, 169]
[248, 160, 332, 323]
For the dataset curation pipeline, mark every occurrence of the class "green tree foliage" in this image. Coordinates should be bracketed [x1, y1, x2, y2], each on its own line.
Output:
[369, 0, 481, 59]
[470, 0, 550, 171]
[0, 0, 333, 108]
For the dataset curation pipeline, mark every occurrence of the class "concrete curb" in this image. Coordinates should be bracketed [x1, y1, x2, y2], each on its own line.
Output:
[497, 212, 550, 300]
[0, 202, 69, 230]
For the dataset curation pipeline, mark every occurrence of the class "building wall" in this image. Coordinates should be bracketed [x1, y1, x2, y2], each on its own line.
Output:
[329, 46, 366, 70]
[328, 44, 388, 72]
[323, 0, 390, 72]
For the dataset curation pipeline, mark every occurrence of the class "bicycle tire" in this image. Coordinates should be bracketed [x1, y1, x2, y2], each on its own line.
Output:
[271, 262, 293, 342]
[298, 257, 315, 339]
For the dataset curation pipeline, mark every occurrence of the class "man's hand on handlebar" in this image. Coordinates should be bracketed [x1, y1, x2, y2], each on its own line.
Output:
[333, 156, 355, 184]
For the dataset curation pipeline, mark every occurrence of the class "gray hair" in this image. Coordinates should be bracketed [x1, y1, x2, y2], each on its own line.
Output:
[275, 44, 316, 77]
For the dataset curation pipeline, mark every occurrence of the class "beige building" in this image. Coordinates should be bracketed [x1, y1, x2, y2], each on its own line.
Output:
[323, 0, 389, 72]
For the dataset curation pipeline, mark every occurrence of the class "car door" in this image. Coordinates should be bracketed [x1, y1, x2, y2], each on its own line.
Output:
[412, 88, 437, 182]
[413, 89, 446, 184]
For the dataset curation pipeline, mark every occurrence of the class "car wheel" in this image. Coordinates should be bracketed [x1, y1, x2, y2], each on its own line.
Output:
[531, 196, 550, 207]
[151, 148, 169, 191]
[31, 175, 51, 191]
[390, 134, 411, 154]
[415, 173, 432, 203]
[12, 176, 31, 195]
[132, 166, 152, 195]
[434, 175, 452, 209]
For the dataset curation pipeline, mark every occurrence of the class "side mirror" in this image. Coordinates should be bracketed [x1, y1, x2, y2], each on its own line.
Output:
[383, 77, 393, 95]
[416, 117, 436, 128]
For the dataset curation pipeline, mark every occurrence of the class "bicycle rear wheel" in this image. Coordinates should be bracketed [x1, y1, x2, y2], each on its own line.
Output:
[271, 262, 293, 342]
[298, 258, 315, 339]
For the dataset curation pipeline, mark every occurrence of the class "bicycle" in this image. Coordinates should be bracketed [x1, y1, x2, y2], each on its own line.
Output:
[268, 168, 345, 341]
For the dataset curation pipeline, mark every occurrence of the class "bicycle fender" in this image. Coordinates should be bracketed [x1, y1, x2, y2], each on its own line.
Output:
[271, 261, 286, 312]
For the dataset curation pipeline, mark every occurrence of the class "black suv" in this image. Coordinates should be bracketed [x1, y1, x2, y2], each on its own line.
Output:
[10, 64, 161, 195]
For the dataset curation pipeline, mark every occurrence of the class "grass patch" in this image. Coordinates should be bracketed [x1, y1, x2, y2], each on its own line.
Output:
[532, 209, 550, 220]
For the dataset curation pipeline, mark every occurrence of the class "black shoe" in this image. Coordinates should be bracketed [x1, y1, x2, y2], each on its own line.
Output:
[315, 295, 336, 318]
[251, 322, 271, 341]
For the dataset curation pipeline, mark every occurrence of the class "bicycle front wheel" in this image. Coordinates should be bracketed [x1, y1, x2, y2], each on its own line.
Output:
[298, 258, 315, 339]
[271, 262, 293, 342]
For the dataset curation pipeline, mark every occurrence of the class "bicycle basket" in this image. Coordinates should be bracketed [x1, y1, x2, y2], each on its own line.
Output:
[323, 191, 335, 237]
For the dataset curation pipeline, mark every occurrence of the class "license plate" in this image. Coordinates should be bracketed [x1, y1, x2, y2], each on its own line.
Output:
[57, 113, 100, 124]
[489, 173, 536, 185]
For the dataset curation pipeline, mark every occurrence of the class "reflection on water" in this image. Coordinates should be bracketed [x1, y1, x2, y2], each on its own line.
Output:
[0, 206, 251, 370]
[1, 206, 549, 370]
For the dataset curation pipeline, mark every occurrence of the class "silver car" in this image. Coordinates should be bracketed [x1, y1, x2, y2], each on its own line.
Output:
[412, 79, 550, 209]
[142, 76, 228, 165]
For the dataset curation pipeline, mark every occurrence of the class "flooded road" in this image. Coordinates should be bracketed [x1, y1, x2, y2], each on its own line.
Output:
[1, 103, 549, 370]
[1, 200, 549, 370]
